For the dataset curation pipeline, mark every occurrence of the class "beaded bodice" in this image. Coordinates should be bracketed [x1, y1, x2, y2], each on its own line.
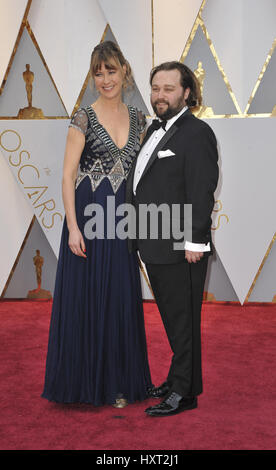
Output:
[69, 105, 146, 194]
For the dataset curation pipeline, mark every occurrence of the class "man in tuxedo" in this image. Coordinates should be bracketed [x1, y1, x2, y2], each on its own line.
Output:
[126, 61, 219, 417]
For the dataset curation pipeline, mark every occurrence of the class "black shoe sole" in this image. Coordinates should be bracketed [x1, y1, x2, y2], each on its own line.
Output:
[145, 400, 197, 417]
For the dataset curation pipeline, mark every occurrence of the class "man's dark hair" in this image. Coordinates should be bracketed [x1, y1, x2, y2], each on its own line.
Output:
[150, 61, 201, 108]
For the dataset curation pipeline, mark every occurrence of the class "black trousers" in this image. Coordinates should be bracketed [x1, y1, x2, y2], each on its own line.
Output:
[146, 257, 208, 397]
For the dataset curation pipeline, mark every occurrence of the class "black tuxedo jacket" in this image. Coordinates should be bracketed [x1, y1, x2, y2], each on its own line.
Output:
[126, 109, 219, 264]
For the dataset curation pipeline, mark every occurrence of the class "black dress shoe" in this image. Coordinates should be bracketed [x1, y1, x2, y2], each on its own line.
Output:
[145, 392, 197, 417]
[147, 381, 171, 399]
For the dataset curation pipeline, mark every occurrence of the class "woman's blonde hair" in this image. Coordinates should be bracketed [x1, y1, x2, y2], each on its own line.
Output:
[90, 41, 134, 90]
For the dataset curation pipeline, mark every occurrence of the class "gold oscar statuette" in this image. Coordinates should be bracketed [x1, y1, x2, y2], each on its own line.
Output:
[203, 291, 216, 301]
[17, 64, 44, 119]
[271, 105, 276, 116]
[27, 249, 52, 299]
[193, 61, 214, 118]
[195, 61, 205, 98]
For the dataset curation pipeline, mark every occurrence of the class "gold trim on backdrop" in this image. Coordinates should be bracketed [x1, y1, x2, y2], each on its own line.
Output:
[0, 15, 69, 119]
[178, 0, 275, 301]
[71, 69, 91, 119]
[191, 113, 272, 119]
[200, 21, 242, 116]
[180, 2, 276, 119]
[180, 0, 207, 63]
[180, 4, 242, 117]
[2, 113, 271, 122]
[0, 0, 32, 97]
[71, 23, 110, 118]
[25, 21, 69, 118]
[1, 0, 274, 304]
[0, 116, 68, 120]
[0, 215, 36, 299]
[101, 22, 110, 43]
[244, 233, 276, 303]
[244, 37, 276, 115]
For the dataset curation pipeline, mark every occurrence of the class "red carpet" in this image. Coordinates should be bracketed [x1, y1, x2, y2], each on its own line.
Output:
[0, 300, 275, 450]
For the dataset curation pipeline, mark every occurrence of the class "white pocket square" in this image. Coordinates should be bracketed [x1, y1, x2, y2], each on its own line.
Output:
[157, 149, 175, 158]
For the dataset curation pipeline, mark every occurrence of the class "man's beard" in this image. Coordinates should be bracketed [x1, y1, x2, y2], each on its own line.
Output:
[151, 92, 186, 121]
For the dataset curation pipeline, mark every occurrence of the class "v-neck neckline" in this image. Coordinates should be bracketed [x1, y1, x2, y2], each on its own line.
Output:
[88, 104, 132, 152]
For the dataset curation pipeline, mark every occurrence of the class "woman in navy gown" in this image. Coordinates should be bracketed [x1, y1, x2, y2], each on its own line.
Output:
[42, 41, 152, 407]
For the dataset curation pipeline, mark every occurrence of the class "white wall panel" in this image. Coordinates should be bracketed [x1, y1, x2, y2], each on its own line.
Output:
[1, 0, 276, 302]
[28, 0, 107, 116]
[0, 151, 33, 295]
[4, 217, 58, 299]
[0, 120, 70, 257]
[205, 250, 239, 302]
[202, 0, 276, 113]
[153, 0, 203, 65]
[0, 28, 67, 117]
[248, 48, 276, 114]
[98, 0, 152, 112]
[208, 117, 276, 304]
[184, 26, 237, 115]
[0, 0, 28, 86]
[249, 239, 276, 302]
[79, 25, 149, 114]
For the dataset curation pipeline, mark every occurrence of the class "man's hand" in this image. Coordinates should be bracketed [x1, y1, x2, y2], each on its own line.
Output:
[185, 250, 204, 263]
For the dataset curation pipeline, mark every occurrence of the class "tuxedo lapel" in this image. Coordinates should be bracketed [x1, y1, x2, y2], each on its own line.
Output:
[126, 109, 192, 200]
[139, 123, 156, 150]
[139, 109, 192, 182]
[139, 124, 178, 180]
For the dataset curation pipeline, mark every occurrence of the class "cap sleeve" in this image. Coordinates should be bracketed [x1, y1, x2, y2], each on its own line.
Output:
[137, 109, 147, 134]
[69, 108, 88, 135]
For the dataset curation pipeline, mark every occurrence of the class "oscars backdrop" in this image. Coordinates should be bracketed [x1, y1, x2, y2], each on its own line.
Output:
[0, 0, 276, 304]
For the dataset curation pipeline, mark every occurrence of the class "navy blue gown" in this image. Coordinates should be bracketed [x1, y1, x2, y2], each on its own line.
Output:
[42, 105, 152, 405]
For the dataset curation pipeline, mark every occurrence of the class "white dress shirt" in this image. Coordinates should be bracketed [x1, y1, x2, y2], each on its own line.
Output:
[133, 106, 210, 252]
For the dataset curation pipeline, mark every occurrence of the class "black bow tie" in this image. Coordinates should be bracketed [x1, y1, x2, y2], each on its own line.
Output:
[151, 119, 167, 131]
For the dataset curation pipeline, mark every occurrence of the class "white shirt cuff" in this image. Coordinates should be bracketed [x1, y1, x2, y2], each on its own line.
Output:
[184, 241, 210, 252]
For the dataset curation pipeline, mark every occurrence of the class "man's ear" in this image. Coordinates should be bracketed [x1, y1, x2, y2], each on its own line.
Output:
[184, 87, 191, 101]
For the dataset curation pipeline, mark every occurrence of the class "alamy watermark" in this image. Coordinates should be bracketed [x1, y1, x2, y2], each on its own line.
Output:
[83, 196, 192, 251]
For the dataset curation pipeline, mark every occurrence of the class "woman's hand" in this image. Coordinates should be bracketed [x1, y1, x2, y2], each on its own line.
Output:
[68, 227, 87, 258]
